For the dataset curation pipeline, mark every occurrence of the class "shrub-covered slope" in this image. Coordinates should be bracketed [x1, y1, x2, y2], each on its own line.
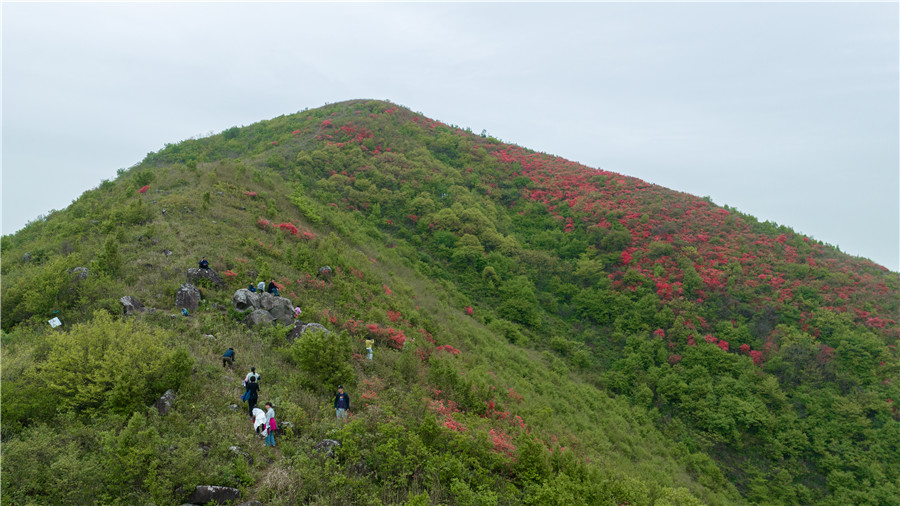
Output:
[2, 99, 897, 505]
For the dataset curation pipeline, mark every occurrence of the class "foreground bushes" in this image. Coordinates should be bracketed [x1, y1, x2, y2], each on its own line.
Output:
[1, 310, 192, 431]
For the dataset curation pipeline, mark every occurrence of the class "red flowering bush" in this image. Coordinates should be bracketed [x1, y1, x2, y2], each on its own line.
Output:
[435, 344, 461, 356]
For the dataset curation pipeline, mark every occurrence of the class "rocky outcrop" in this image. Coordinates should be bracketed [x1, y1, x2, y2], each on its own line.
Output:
[119, 296, 146, 316]
[232, 289, 258, 311]
[318, 265, 333, 278]
[186, 485, 241, 505]
[244, 309, 275, 327]
[231, 289, 294, 326]
[154, 389, 176, 416]
[286, 321, 331, 343]
[175, 283, 201, 311]
[187, 267, 224, 288]
[314, 439, 341, 458]
[68, 266, 89, 281]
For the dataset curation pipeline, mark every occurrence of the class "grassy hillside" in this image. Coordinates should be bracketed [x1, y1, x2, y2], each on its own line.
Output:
[2, 99, 897, 505]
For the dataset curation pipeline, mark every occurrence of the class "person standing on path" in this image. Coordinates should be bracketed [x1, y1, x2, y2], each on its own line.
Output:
[334, 385, 350, 421]
[246, 376, 261, 416]
[365, 338, 374, 361]
[264, 402, 277, 447]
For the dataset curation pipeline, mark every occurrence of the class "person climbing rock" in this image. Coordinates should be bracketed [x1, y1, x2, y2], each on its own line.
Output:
[198, 256, 210, 270]
[334, 385, 350, 421]
[222, 347, 235, 368]
[246, 375, 261, 416]
[257, 281, 266, 292]
[264, 402, 277, 447]
[267, 279, 279, 296]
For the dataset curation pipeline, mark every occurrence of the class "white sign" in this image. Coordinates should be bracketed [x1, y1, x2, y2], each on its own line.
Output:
[48, 317, 62, 328]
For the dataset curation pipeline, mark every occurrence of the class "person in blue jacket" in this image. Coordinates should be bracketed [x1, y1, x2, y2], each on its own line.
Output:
[199, 256, 210, 270]
[222, 347, 235, 368]
[334, 385, 350, 421]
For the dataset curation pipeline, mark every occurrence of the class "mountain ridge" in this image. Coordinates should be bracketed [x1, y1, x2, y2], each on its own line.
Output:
[2, 98, 897, 505]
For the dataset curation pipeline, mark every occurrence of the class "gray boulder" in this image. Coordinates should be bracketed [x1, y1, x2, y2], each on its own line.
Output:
[187, 267, 224, 288]
[186, 485, 241, 505]
[119, 296, 146, 316]
[232, 289, 259, 312]
[175, 283, 201, 311]
[314, 439, 341, 458]
[154, 389, 176, 416]
[69, 266, 89, 281]
[287, 321, 331, 343]
[318, 265, 333, 278]
[244, 309, 275, 327]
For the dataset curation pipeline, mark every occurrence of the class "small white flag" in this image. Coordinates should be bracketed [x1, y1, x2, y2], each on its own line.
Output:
[48, 317, 62, 328]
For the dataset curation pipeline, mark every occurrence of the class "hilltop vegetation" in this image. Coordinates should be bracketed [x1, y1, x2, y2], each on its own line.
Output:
[2, 99, 898, 505]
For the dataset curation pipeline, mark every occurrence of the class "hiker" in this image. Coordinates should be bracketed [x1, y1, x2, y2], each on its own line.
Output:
[264, 402, 277, 447]
[267, 279, 279, 296]
[257, 281, 266, 292]
[222, 347, 235, 368]
[248, 283, 257, 293]
[251, 406, 267, 437]
[334, 385, 350, 421]
[293, 306, 302, 318]
[198, 256, 210, 270]
[243, 367, 261, 387]
[246, 375, 261, 415]
[365, 338, 374, 361]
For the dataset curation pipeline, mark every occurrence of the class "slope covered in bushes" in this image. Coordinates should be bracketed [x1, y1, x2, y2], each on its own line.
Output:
[2, 99, 897, 505]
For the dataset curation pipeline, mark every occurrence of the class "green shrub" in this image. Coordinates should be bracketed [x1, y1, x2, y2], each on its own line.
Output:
[1, 310, 193, 427]
[284, 329, 354, 390]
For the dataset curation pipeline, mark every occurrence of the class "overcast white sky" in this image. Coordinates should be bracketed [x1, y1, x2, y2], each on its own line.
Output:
[2, 2, 898, 271]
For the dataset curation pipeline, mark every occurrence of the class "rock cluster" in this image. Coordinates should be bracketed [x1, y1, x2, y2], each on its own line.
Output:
[231, 289, 294, 326]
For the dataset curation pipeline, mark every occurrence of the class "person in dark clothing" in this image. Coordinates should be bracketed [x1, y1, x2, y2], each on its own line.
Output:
[246, 375, 261, 416]
[222, 347, 235, 368]
[199, 256, 210, 270]
[248, 283, 257, 292]
[334, 385, 350, 421]
[267, 279, 278, 295]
